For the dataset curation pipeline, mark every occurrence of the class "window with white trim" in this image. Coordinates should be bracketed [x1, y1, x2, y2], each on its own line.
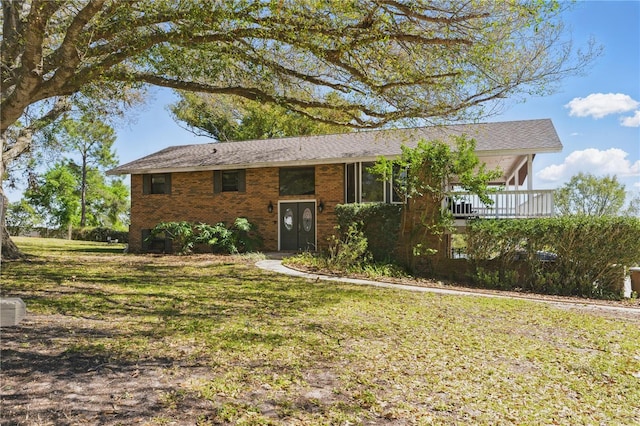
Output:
[345, 162, 394, 204]
[361, 162, 384, 202]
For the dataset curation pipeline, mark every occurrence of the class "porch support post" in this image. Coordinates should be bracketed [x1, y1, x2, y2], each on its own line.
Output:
[512, 156, 528, 190]
[527, 154, 534, 216]
[527, 154, 533, 191]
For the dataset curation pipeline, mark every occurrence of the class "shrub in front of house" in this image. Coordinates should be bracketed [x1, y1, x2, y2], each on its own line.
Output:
[287, 219, 407, 279]
[334, 203, 401, 262]
[147, 218, 262, 255]
[325, 221, 372, 270]
[466, 216, 640, 299]
[287, 203, 403, 276]
[196, 218, 263, 254]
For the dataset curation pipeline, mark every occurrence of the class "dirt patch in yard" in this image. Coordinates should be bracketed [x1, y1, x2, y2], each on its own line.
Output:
[1, 314, 214, 425]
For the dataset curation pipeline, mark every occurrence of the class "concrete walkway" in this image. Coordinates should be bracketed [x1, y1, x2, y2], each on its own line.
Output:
[256, 259, 640, 316]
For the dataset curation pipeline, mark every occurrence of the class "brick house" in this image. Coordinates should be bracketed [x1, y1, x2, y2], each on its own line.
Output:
[108, 119, 562, 253]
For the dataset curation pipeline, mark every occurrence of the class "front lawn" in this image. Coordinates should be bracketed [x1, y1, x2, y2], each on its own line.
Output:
[1, 237, 639, 425]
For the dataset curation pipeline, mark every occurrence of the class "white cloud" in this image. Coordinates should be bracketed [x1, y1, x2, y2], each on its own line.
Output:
[565, 93, 639, 119]
[621, 110, 640, 127]
[537, 148, 640, 182]
[634, 181, 640, 189]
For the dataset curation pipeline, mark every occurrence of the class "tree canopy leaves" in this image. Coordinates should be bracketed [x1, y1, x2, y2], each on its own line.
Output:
[2, 0, 598, 135]
[555, 173, 630, 216]
[170, 92, 349, 141]
[25, 160, 129, 230]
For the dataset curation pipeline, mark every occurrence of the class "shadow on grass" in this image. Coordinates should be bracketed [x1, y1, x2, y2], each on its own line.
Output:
[2, 252, 375, 328]
[0, 245, 393, 423]
[0, 299, 357, 425]
[1, 323, 210, 425]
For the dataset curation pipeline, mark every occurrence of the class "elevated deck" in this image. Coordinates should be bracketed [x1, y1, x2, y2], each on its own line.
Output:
[448, 189, 555, 224]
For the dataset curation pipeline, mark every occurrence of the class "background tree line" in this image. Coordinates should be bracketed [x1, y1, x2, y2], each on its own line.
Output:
[6, 113, 129, 236]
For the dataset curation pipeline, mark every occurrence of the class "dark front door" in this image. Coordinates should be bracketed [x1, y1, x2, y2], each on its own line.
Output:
[280, 202, 316, 251]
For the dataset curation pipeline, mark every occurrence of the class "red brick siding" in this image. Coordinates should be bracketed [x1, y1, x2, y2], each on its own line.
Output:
[129, 164, 345, 252]
[314, 164, 344, 249]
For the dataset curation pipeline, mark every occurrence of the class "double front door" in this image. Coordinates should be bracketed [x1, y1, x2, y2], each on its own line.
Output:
[280, 202, 316, 251]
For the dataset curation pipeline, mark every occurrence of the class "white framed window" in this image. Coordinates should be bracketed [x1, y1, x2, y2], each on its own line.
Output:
[361, 162, 384, 203]
[345, 162, 388, 203]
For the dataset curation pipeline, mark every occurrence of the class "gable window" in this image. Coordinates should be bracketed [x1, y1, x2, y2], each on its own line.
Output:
[214, 169, 246, 193]
[279, 167, 315, 196]
[143, 173, 171, 194]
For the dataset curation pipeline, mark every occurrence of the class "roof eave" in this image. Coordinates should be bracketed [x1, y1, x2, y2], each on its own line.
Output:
[106, 145, 561, 176]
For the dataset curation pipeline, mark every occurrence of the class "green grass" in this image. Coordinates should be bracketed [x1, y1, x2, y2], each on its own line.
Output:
[2, 237, 640, 425]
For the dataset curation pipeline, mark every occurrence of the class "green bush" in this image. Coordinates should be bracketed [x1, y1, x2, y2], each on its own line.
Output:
[466, 216, 640, 299]
[148, 218, 262, 255]
[195, 218, 262, 254]
[73, 227, 129, 243]
[229, 217, 263, 253]
[474, 267, 519, 291]
[148, 221, 195, 254]
[334, 203, 401, 261]
[326, 222, 371, 270]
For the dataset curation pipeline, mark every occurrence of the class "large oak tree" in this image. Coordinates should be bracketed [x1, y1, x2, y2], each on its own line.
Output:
[1, 0, 598, 257]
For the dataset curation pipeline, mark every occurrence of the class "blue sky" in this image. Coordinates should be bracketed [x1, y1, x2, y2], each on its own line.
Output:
[13, 1, 638, 202]
[492, 0, 640, 195]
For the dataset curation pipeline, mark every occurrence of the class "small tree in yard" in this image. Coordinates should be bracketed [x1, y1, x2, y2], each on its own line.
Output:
[372, 136, 501, 274]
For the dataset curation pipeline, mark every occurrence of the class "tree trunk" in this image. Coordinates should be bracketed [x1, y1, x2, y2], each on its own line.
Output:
[2, 225, 23, 260]
[1, 129, 23, 260]
[397, 198, 420, 273]
[80, 153, 87, 227]
[0, 192, 23, 260]
[398, 203, 448, 275]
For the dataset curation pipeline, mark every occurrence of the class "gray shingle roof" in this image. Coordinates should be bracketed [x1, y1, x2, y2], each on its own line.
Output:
[108, 119, 562, 175]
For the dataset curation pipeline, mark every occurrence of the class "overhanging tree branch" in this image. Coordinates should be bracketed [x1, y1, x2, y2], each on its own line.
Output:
[2, 97, 72, 168]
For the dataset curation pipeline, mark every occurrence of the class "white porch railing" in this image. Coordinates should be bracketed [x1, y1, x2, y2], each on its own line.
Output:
[448, 189, 555, 219]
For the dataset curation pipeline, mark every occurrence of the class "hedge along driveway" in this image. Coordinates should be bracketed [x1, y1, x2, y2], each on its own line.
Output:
[1, 237, 640, 425]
